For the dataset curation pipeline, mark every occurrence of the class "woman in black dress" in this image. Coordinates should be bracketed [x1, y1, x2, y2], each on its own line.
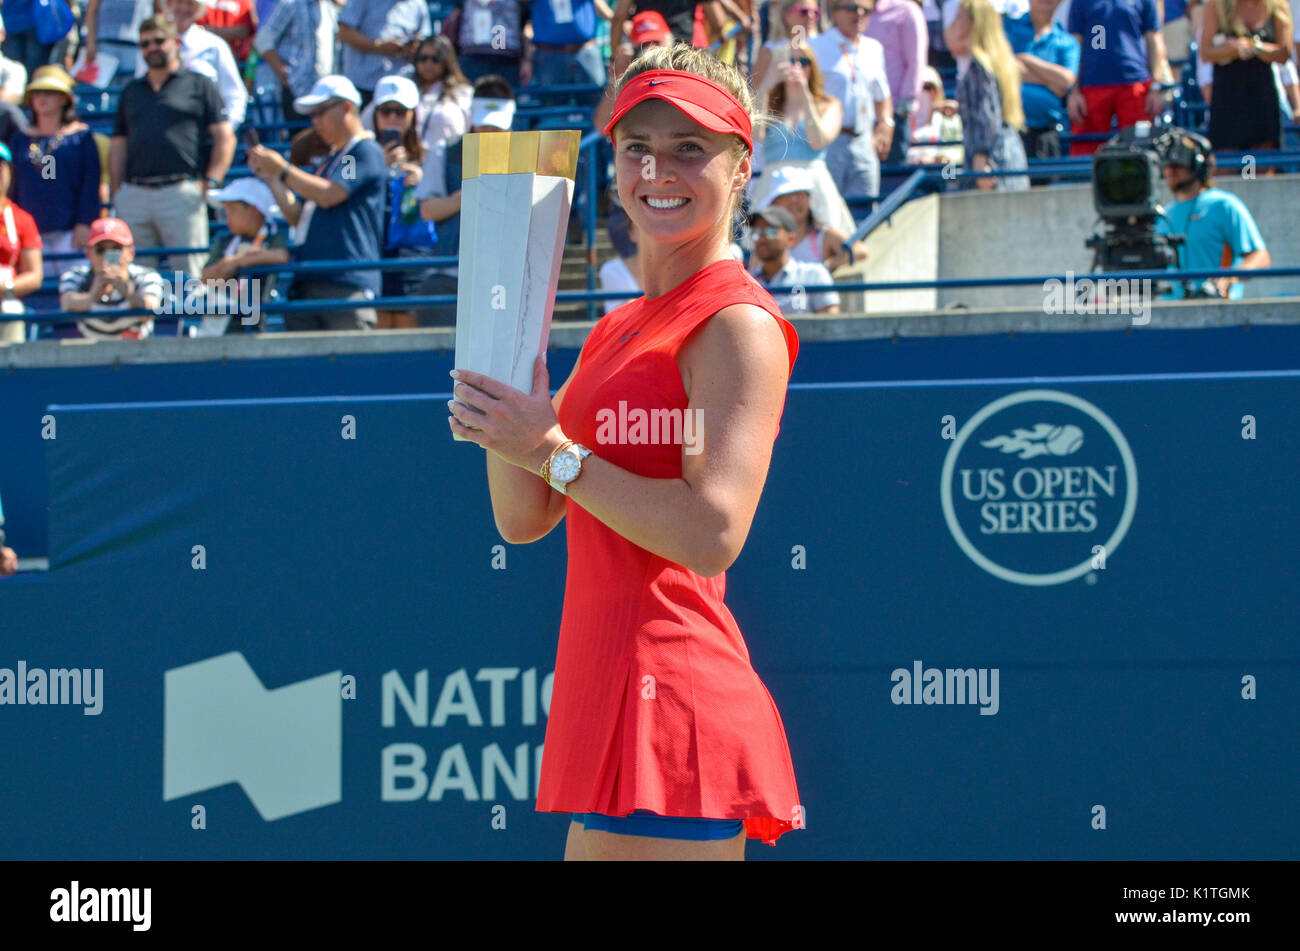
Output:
[1201, 0, 1294, 150]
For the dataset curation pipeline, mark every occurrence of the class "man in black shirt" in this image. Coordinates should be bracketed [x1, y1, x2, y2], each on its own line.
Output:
[109, 15, 235, 281]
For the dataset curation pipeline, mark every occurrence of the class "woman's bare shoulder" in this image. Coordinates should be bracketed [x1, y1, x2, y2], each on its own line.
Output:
[679, 302, 789, 385]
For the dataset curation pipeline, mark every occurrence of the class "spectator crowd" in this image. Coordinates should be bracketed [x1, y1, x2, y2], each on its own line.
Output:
[0, 0, 1289, 344]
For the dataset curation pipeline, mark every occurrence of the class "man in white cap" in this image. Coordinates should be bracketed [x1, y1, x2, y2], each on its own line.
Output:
[246, 75, 388, 331]
[133, 0, 248, 127]
[412, 75, 515, 327]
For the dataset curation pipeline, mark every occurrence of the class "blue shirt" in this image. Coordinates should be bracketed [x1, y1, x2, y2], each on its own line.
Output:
[1156, 188, 1266, 300]
[2, 0, 36, 34]
[298, 136, 388, 294]
[338, 0, 433, 92]
[529, 0, 597, 46]
[1004, 15, 1081, 129]
[1068, 0, 1159, 88]
[9, 127, 102, 233]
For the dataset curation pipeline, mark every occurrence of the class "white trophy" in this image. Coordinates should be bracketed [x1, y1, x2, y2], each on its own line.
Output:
[453, 129, 580, 440]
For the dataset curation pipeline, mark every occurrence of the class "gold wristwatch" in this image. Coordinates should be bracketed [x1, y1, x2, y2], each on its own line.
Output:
[540, 439, 592, 495]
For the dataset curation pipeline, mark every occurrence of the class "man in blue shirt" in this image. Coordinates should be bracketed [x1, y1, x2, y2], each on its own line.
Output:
[529, 0, 605, 89]
[1155, 131, 1270, 300]
[248, 75, 388, 330]
[337, 0, 433, 106]
[1005, 0, 1080, 168]
[1066, 0, 1173, 155]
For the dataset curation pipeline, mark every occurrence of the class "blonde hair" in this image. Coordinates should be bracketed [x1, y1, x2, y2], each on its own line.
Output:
[613, 44, 765, 228]
[766, 49, 833, 119]
[962, 0, 1025, 132]
[1215, 0, 1291, 35]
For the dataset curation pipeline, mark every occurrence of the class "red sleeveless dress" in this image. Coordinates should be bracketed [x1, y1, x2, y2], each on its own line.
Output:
[536, 258, 803, 846]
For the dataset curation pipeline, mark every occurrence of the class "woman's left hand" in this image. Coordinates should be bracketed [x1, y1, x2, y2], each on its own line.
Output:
[448, 353, 565, 472]
[401, 162, 423, 187]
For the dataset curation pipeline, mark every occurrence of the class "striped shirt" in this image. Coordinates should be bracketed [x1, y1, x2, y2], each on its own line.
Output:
[254, 0, 336, 100]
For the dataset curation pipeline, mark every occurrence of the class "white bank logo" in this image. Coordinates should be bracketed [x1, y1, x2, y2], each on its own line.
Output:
[941, 390, 1138, 585]
[163, 652, 342, 820]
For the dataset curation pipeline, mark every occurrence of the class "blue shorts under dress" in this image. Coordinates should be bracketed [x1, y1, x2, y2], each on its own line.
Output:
[573, 810, 745, 840]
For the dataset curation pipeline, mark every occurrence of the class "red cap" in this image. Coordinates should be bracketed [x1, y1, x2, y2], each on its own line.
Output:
[88, 217, 134, 247]
[603, 69, 753, 152]
[629, 11, 672, 45]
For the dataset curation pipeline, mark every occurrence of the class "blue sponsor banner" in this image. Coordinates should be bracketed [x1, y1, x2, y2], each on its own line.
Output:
[0, 371, 1297, 859]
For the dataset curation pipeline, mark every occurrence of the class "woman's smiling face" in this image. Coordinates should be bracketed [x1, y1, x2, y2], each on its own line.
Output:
[613, 99, 748, 250]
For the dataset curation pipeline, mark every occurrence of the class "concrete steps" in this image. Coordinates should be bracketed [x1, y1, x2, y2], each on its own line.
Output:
[551, 222, 617, 321]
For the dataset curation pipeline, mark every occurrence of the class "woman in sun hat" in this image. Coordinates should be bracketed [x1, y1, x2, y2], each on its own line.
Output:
[9, 64, 100, 279]
[447, 44, 803, 860]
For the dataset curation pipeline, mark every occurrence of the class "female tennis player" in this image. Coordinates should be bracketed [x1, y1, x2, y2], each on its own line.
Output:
[447, 44, 802, 861]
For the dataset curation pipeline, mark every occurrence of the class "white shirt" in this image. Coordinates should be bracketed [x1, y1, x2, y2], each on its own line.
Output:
[808, 29, 891, 134]
[0, 54, 26, 101]
[317, 0, 339, 80]
[598, 257, 639, 313]
[137, 24, 248, 127]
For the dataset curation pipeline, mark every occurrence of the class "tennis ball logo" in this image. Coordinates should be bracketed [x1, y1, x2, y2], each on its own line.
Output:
[980, 422, 1083, 460]
[1047, 425, 1084, 456]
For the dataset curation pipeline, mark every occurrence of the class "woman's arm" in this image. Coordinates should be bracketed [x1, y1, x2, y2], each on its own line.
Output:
[751, 43, 774, 90]
[485, 355, 584, 543]
[801, 93, 842, 150]
[1198, 2, 1247, 64]
[596, 304, 790, 577]
[14, 248, 43, 296]
[1259, 18, 1294, 63]
[451, 307, 792, 576]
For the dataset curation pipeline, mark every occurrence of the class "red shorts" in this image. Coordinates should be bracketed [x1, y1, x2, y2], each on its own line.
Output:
[1070, 81, 1152, 155]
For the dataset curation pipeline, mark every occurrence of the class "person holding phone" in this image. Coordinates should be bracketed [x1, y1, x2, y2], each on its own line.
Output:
[246, 74, 387, 331]
[364, 75, 436, 328]
[56, 217, 167, 340]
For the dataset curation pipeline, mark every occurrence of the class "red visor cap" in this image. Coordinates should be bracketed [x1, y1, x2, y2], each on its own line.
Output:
[603, 69, 753, 153]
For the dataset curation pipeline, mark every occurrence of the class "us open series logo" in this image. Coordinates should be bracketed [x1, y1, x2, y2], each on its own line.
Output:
[941, 390, 1138, 586]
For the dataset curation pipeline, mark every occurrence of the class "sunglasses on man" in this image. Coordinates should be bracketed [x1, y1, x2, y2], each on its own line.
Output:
[139, 36, 169, 48]
[750, 225, 788, 239]
[308, 100, 344, 119]
[834, 4, 874, 14]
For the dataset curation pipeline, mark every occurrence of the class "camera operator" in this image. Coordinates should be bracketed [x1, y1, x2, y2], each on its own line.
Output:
[1156, 131, 1270, 299]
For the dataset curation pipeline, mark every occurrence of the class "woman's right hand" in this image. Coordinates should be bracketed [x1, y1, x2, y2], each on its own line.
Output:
[384, 142, 409, 166]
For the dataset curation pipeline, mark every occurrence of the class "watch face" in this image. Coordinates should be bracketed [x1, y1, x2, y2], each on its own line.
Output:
[551, 449, 581, 483]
